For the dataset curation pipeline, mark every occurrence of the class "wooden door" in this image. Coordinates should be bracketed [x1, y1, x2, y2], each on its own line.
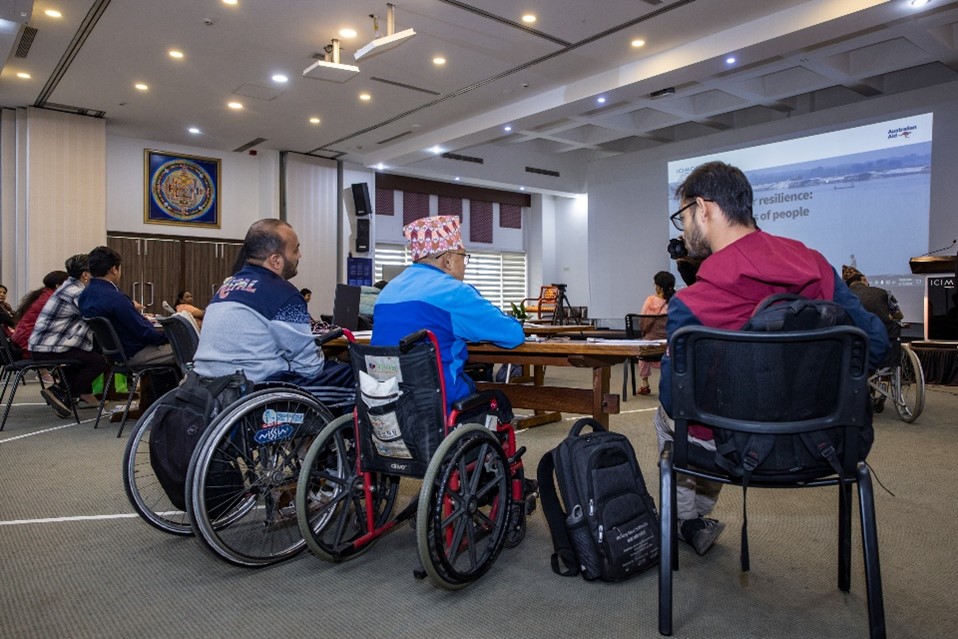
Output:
[141, 238, 181, 313]
[183, 240, 243, 306]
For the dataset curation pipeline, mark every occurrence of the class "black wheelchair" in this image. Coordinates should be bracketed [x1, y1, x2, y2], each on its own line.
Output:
[294, 329, 536, 590]
[122, 334, 345, 567]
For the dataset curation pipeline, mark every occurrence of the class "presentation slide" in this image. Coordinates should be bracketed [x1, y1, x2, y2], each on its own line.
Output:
[667, 113, 934, 321]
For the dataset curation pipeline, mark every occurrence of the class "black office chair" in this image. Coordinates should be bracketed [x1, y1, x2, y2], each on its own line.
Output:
[658, 325, 884, 638]
[622, 313, 667, 400]
[157, 314, 200, 376]
[0, 331, 80, 430]
[83, 316, 180, 437]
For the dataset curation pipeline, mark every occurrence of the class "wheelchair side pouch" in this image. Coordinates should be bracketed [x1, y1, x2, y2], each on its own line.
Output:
[358, 370, 414, 460]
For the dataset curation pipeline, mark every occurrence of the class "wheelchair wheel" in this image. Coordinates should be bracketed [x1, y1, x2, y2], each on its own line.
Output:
[295, 414, 400, 562]
[895, 345, 925, 423]
[122, 388, 192, 536]
[186, 388, 335, 567]
[416, 424, 511, 590]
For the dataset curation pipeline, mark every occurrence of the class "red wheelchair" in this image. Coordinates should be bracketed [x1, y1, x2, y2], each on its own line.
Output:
[295, 329, 536, 589]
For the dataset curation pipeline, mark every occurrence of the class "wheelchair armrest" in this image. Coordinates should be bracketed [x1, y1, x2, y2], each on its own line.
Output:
[314, 328, 344, 346]
[452, 389, 514, 424]
[399, 329, 430, 353]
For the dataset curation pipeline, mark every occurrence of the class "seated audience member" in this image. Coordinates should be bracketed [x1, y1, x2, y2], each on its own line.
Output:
[0, 284, 14, 337]
[10, 270, 69, 359]
[372, 215, 524, 408]
[78, 246, 175, 367]
[842, 265, 903, 324]
[192, 219, 355, 414]
[30, 255, 111, 416]
[175, 290, 205, 321]
[656, 161, 889, 557]
[359, 280, 385, 318]
[299, 288, 312, 304]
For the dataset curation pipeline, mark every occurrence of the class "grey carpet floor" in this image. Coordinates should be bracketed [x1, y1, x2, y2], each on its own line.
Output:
[1, 367, 956, 639]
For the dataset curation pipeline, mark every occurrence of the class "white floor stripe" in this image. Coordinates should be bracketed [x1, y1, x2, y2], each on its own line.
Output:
[0, 513, 140, 526]
[0, 420, 88, 443]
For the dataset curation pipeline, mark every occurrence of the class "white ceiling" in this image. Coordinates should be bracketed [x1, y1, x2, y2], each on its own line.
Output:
[2, 0, 957, 193]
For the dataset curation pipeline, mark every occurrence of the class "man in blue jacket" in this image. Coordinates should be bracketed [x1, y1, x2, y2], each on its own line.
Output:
[372, 215, 524, 408]
[78, 246, 175, 367]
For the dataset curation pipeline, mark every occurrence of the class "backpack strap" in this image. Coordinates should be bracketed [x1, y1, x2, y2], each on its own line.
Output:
[536, 450, 580, 577]
[569, 416, 606, 437]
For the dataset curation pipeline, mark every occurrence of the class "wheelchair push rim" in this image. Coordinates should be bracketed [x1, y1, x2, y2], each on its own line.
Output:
[295, 413, 400, 562]
[186, 388, 335, 567]
[416, 423, 512, 591]
[894, 345, 925, 423]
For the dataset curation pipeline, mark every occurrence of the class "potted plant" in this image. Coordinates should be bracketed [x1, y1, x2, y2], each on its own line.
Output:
[510, 301, 529, 321]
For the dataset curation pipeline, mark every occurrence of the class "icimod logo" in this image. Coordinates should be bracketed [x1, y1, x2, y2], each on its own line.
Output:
[262, 408, 306, 427]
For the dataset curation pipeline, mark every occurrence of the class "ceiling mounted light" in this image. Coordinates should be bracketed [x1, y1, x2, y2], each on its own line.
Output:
[339, 28, 357, 38]
[359, 92, 371, 101]
[522, 14, 536, 23]
[188, 127, 201, 134]
[433, 56, 446, 65]
[134, 83, 148, 91]
[910, 0, 931, 6]
[44, 9, 62, 18]
[16, 72, 31, 79]
[309, 117, 320, 124]
[597, 96, 606, 104]
[303, 39, 360, 82]
[354, 3, 417, 62]
[725, 56, 736, 64]
[631, 39, 645, 48]
[227, 101, 243, 109]
[504, 125, 512, 132]
[272, 74, 288, 83]
[169, 50, 184, 59]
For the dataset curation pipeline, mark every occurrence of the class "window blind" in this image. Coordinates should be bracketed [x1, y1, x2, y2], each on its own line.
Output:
[374, 243, 527, 311]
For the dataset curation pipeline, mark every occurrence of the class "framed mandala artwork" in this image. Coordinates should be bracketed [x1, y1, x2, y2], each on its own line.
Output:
[144, 149, 221, 228]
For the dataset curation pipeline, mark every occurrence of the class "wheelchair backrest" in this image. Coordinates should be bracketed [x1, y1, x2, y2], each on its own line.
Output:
[349, 332, 447, 477]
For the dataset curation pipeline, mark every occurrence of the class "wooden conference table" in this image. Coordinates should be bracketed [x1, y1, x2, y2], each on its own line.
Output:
[327, 332, 663, 429]
[469, 338, 663, 428]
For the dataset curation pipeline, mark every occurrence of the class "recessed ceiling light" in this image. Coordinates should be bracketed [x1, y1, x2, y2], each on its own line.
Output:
[169, 50, 184, 59]
[16, 72, 30, 79]
[504, 125, 512, 132]
[430, 146, 442, 154]
[359, 93, 371, 101]
[272, 74, 288, 83]
[597, 97, 606, 104]
[433, 56, 446, 65]
[188, 127, 201, 134]
[726, 56, 736, 64]
[454, 177, 461, 181]
[631, 39, 645, 48]
[522, 14, 536, 23]
[227, 101, 243, 109]
[222, 0, 238, 5]
[44, 9, 62, 18]
[910, 0, 931, 6]
[309, 117, 320, 124]
[134, 83, 148, 91]
[519, 187, 526, 191]
[339, 28, 357, 38]
[375, 163, 385, 170]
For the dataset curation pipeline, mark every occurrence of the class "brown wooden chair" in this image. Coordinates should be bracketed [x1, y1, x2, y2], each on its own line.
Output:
[522, 285, 560, 321]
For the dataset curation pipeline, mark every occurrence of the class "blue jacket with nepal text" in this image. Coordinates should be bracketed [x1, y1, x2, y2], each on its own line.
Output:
[372, 262, 525, 408]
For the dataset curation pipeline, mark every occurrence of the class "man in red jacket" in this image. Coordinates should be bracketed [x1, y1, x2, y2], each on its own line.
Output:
[656, 161, 889, 556]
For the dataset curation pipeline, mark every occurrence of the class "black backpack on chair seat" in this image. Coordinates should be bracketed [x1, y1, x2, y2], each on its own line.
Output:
[700, 293, 874, 570]
[537, 418, 659, 582]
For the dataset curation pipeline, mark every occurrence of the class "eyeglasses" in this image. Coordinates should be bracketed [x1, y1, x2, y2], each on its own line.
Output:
[669, 198, 713, 231]
[443, 251, 471, 265]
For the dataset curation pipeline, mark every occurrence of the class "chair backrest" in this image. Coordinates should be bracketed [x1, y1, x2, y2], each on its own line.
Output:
[157, 314, 200, 375]
[83, 316, 130, 366]
[0, 329, 18, 367]
[624, 313, 667, 339]
[669, 324, 869, 477]
[348, 330, 446, 478]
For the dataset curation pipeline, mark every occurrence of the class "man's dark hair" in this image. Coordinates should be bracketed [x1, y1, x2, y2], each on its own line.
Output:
[243, 219, 291, 263]
[64, 254, 90, 279]
[675, 161, 755, 227]
[299, 288, 311, 296]
[88, 246, 122, 278]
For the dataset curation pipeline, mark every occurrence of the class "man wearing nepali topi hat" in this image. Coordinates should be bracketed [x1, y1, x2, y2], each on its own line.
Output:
[372, 215, 524, 408]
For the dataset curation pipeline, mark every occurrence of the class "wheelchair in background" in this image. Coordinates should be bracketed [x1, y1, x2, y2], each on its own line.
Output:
[868, 321, 925, 423]
[294, 329, 536, 590]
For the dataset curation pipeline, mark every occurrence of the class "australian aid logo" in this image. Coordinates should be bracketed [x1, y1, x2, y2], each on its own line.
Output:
[887, 125, 917, 140]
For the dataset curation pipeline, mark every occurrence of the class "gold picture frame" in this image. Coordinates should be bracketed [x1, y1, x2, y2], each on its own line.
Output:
[144, 149, 221, 228]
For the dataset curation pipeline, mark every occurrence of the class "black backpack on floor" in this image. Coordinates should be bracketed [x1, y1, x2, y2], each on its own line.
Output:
[537, 418, 659, 582]
[148, 371, 251, 516]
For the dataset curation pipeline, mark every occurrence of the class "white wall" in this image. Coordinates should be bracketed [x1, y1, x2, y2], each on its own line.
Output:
[586, 80, 958, 324]
[106, 135, 279, 239]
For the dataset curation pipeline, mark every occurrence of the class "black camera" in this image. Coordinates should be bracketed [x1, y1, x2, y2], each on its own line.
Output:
[668, 237, 688, 260]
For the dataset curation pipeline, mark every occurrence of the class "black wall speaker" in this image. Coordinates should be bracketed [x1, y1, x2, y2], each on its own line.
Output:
[351, 183, 372, 216]
[356, 218, 370, 253]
